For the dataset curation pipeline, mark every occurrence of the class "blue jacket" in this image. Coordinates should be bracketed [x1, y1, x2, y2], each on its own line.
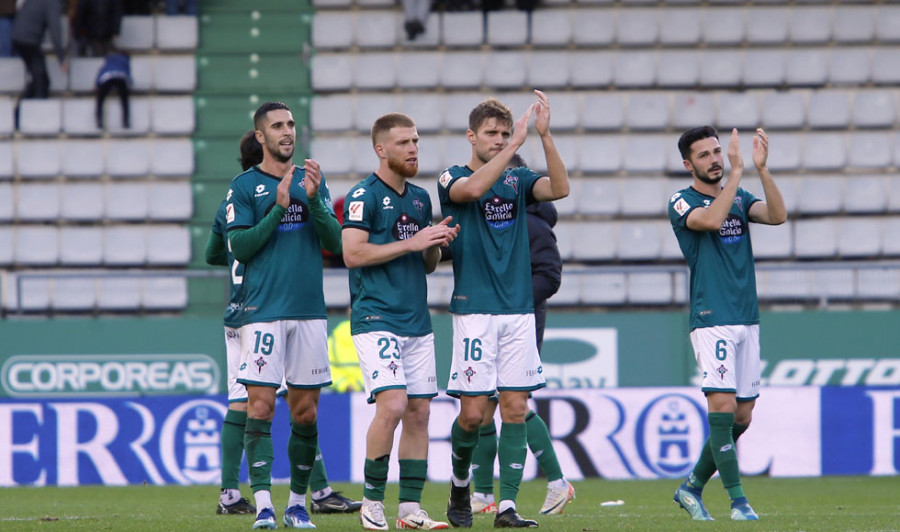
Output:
[96, 53, 131, 86]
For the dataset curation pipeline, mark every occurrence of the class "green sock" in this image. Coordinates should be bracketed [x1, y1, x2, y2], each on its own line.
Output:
[398, 459, 427, 503]
[244, 417, 273, 493]
[450, 418, 480, 481]
[289, 422, 319, 496]
[221, 409, 247, 490]
[497, 422, 527, 503]
[309, 446, 328, 493]
[525, 410, 563, 482]
[363, 457, 390, 502]
[707, 413, 744, 500]
[472, 422, 497, 494]
[689, 422, 749, 489]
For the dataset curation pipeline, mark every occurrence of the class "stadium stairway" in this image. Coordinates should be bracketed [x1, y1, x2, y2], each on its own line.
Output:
[189, 0, 314, 314]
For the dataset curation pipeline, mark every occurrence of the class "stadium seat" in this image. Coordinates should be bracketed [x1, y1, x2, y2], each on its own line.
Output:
[613, 51, 655, 87]
[311, 94, 355, 133]
[107, 139, 151, 177]
[357, 11, 399, 48]
[60, 182, 105, 221]
[698, 50, 742, 88]
[16, 140, 62, 178]
[857, 268, 900, 300]
[763, 132, 801, 172]
[0, 183, 11, 221]
[581, 92, 624, 130]
[626, 93, 669, 130]
[750, 220, 794, 259]
[0, 226, 12, 264]
[627, 271, 673, 305]
[0, 141, 12, 178]
[802, 133, 847, 171]
[528, 51, 571, 89]
[810, 269, 856, 301]
[59, 227, 104, 266]
[399, 94, 443, 133]
[442, 12, 483, 47]
[484, 51, 527, 89]
[16, 182, 60, 221]
[426, 269, 451, 307]
[442, 135, 471, 169]
[553, 221, 575, 260]
[98, 277, 143, 311]
[152, 139, 194, 176]
[18, 99, 62, 136]
[844, 176, 887, 213]
[46, 57, 67, 94]
[623, 136, 667, 173]
[572, 9, 615, 46]
[52, 277, 97, 312]
[786, 50, 829, 87]
[0, 96, 12, 137]
[396, 51, 443, 90]
[871, 49, 900, 85]
[807, 91, 850, 129]
[442, 93, 483, 131]
[311, 54, 354, 91]
[743, 50, 784, 87]
[103, 226, 147, 265]
[441, 52, 488, 90]
[756, 269, 812, 302]
[309, 137, 354, 176]
[703, 8, 745, 45]
[15, 226, 59, 265]
[617, 221, 662, 260]
[17, 276, 52, 311]
[323, 268, 351, 308]
[544, 91, 578, 131]
[660, 224, 684, 261]
[523, 134, 577, 174]
[0, 58, 25, 93]
[149, 182, 193, 221]
[888, 177, 900, 213]
[620, 177, 668, 216]
[62, 139, 106, 178]
[617, 9, 659, 46]
[154, 56, 196, 92]
[853, 90, 896, 128]
[156, 15, 198, 51]
[146, 226, 191, 265]
[660, 9, 701, 45]
[107, 182, 150, 221]
[151, 97, 196, 135]
[747, 8, 789, 44]
[833, 7, 875, 43]
[793, 218, 838, 258]
[487, 11, 528, 47]
[415, 135, 443, 176]
[353, 93, 401, 132]
[350, 135, 376, 175]
[530, 9, 573, 47]
[656, 51, 700, 88]
[572, 221, 618, 261]
[882, 217, 900, 256]
[838, 217, 882, 258]
[578, 136, 621, 173]
[580, 271, 627, 306]
[130, 56, 154, 92]
[716, 92, 761, 130]
[115, 16, 155, 50]
[312, 11, 354, 49]
[405, 15, 440, 48]
[798, 176, 843, 215]
[789, 7, 831, 44]
[62, 99, 101, 136]
[106, 97, 151, 136]
[875, 6, 900, 42]
[848, 132, 893, 169]
[829, 49, 871, 86]
[143, 276, 188, 310]
[570, 51, 614, 88]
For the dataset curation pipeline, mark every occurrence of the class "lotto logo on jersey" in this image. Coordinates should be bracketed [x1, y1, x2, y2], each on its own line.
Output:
[348, 201, 364, 222]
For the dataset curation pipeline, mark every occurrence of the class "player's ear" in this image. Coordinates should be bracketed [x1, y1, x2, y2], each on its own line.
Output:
[374, 143, 386, 159]
[683, 159, 693, 173]
[466, 129, 476, 145]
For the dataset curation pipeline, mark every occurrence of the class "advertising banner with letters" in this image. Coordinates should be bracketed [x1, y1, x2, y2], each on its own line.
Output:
[3, 386, 898, 487]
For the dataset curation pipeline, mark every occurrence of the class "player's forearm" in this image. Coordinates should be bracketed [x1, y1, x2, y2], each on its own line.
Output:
[228, 204, 286, 263]
[204, 231, 228, 266]
[342, 237, 412, 269]
[539, 134, 570, 201]
[423, 245, 442, 274]
[757, 167, 787, 225]
[451, 144, 521, 202]
[307, 192, 342, 254]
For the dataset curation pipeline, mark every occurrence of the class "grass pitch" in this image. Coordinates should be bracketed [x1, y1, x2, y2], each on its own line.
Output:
[1, 476, 897, 531]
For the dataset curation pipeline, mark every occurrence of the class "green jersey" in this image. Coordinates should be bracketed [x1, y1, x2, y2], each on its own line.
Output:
[668, 186, 761, 330]
[212, 197, 244, 328]
[438, 164, 541, 314]
[226, 165, 336, 324]
[343, 174, 434, 336]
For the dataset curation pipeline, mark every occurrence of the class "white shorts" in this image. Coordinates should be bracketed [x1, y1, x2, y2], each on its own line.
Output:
[447, 314, 546, 397]
[690, 324, 761, 401]
[353, 332, 439, 404]
[237, 319, 331, 389]
[225, 327, 247, 403]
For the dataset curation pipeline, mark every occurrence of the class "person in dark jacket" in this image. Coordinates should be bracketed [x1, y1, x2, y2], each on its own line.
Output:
[526, 192, 562, 352]
[95, 50, 130, 129]
[74, 0, 123, 57]
[11, 0, 67, 100]
[0, 0, 15, 58]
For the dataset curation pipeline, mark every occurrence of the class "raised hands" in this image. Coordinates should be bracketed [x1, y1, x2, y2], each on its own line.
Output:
[408, 216, 460, 252]
[533, 90, 551, 137]
[303, 158, 322, 198]
[276, 164, 296, 208]
[752, 128, 769, 171]
[727, 128, 743, 179]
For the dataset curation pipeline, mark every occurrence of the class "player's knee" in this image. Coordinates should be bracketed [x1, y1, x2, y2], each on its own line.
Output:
[291, 407, 318, 426]
[457, 410, 483, 431]
[403, 399, 431, 428]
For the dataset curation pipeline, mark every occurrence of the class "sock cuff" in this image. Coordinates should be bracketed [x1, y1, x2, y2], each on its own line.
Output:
[398, 458, 428, 473]
[708, 412, 735, 428]
[500, 421, 526, 438]
[365, 458, 390, 478]
[479, 421, 497, 436]
[452, 418, 479, 442]
[224, 409, 248, 426]
[245, 417, 272, 435]
[291, 422, 318, 438]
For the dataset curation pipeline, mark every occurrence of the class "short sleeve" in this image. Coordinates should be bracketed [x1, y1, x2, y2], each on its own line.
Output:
[739, 188, 760, 215]
[515, 167, 543, 203]
[437, 166, 468, 205]
[343, 184, 376, 231]
[668, 190, 696, 228]
[226, 177, 256, 231]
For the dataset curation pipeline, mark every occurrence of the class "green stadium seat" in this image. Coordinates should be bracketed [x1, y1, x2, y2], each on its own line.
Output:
[197, 54, 310, 94]
[198, 12, 310, 54]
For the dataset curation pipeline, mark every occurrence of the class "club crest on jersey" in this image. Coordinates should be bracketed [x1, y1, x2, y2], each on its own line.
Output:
[734, 196, 742, 209]
[388, 361, 399, 377]
[413, 197, 424, 217]
[464, 366, 475, 383]
[503, 173, 518, 194]
[717, 364, 727, 380]
[255, 357, 266, 374]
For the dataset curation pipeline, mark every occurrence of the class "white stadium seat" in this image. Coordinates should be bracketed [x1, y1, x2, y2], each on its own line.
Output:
[59, 227, 104, 265]
[156, 15, 198, 51]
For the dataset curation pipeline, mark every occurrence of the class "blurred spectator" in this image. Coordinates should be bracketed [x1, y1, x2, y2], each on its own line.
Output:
[122, 0, 152, 15]
[165, 0, 196, 15]
[402, 0, 430, 40]
[0, 0, 14, 58]
[482, 0, 539, 12]
[323, 196, 345, 268]
[95, 50, 131, 129]
[12, 0, 68, 100]
[74, 0, 122, 57]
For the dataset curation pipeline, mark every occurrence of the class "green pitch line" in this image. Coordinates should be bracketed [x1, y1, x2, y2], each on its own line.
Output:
[0, 476, 897, 531]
